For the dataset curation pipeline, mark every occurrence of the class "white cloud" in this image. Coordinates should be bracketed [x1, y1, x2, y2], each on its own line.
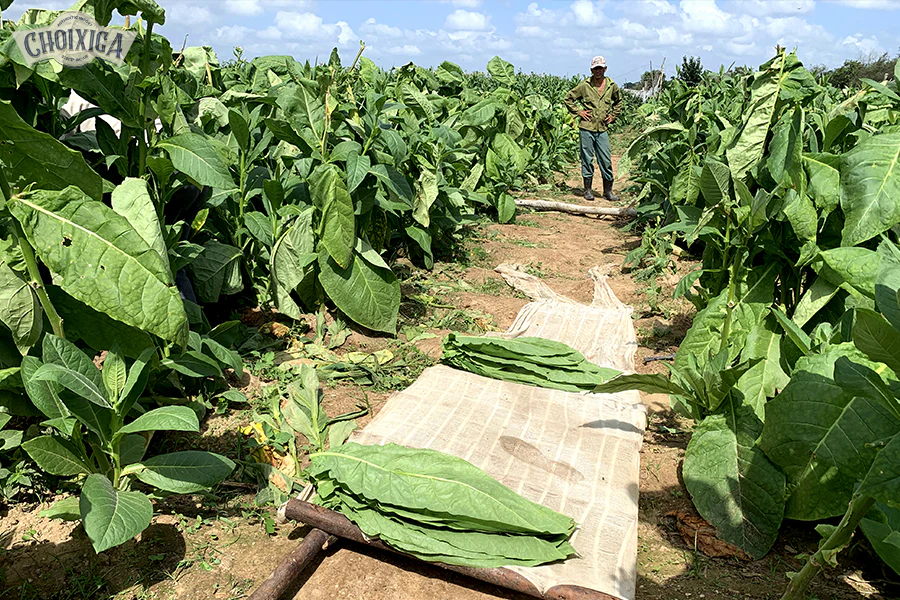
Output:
[657, 26, 693, 45]
[168, 4, 213, 24]
[826, 0, 900, 8]
[617, 19, 654, 39]
[440, 0, 483, 6]
[215, 25, 254, 44]
[725, 0, 815, 15]
[278, 11, 324, 36]
[679, 0, 733, 34]
[570, 0, 607, 25]
[224, 0, 263, 16]
[360, 18, 403, 38]
[387, 45, 422, 56]
[259, 26, 282, 41]
[516, 25, 551, 37]
[616, 0, 677, 16]
[842, 33, 883, 54]
[444, 9, 491, 31]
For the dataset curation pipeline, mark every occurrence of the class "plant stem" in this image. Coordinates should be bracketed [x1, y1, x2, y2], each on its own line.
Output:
[137, 20, 155, 177]
[15, 221, 65, 338]
[0, 170, 65, 338]
[780, 495, 876, 600]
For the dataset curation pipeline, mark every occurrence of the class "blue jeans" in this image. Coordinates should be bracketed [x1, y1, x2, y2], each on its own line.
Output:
[579, 129, 613, 180]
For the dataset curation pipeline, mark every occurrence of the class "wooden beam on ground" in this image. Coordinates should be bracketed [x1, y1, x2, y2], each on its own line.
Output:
[515, 198, 636, 218]
[250, 499, 617, 600]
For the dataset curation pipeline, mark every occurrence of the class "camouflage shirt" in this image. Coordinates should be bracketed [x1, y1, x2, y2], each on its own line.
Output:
[563, 77, 623, 133]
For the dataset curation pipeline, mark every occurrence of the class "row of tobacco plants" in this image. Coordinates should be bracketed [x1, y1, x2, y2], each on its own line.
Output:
[612, 49, 900, 597]
[0, 0, 578, 554]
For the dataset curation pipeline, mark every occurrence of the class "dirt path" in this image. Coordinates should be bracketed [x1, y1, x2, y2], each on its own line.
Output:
[2, 161, 895, 600]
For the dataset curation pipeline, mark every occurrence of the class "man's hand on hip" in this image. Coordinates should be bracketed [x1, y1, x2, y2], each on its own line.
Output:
[604, 115, 614, 124]
[579, 109, 592, 121]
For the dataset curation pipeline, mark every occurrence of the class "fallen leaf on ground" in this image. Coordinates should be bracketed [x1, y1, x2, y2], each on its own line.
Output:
[665, 510, 752, 561]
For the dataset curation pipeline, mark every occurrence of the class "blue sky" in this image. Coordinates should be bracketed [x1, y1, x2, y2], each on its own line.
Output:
[5, 0, 900, 81]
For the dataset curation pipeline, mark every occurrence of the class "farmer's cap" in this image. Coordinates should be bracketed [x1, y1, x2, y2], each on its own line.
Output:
[591, 56, 607, 69]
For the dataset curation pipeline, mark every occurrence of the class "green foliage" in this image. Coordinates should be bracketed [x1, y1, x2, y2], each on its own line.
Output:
[18, 336, 234, 553]
[309, 441, 576, 567]
[677, 56, 704, 88]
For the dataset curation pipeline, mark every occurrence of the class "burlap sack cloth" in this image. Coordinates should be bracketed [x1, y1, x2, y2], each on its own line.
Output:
[348, 264, 646, 600]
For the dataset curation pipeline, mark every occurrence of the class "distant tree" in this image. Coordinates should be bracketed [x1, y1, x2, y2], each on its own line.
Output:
[676, 56, 704, 87]
[639, 69, 665, 90]
[827, 50, 898, 88]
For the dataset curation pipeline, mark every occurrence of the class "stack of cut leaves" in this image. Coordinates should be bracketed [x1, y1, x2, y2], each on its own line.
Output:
[441, 333, 620, 392]
[308, 442, 577, 567]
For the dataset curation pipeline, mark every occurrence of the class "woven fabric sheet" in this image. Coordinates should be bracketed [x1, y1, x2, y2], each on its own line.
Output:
[348, 265, 645, 600]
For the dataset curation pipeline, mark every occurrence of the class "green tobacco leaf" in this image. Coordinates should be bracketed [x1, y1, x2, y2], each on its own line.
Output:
[858, 433, 900, 509]
[853, 309, 900, 375]
[162, 350, 222, 378]
[675, 265, 777, 371]
[486, 56, 515, 85]
[270, 209, 316, 320]
[22, 435, 91, 476]
[370, 164, 413, 205]
[861, 503, 900, 577]
[80, 474, 153, 553]
[244, 212, 273, 248]
[792, 277, 840, 328]
[39, 496, 81, 521]
[817, 247, 881, 299]
[346, 152, 370, 193]
[766, 108, 804, 185]
[157, 133, 236, 190]
[309, 442, 574, 536]
[759, 345, 900, 520]
[57, 62, 141, 129]
[20, 357, 68, 421]
[310, 164, 355, 269]
[32, 363, 110, 409]
[118, 406, 199, 436]
[683, 395, 785, 559]
[111, 178, 168, 268]
[0, 100, 103, 201]
[413, 167, 439, 228]
[202, 338, 242, 374]
[9, 188, 187, 345]
[726, 52, 814, 181]
[317, 248, 399, 334]
[739, 317, 790, 418]
[802, 153, 840, 217]
[699, 158, 732, 206]
[782, 191, 817, 247]
[101, 347, 126, 405]
[190, 240, 242, 303]
[119, 347, 156, 417]
[132, 451, 235, 494]
[277, 83, 326, 153]
[42, 335, 103, 389]
[593, 373, 685, 396]
[47, 288, 155, 359]
[228, 109, 250, 152]
[841, 132, 900, 247]
[0, 260, 41, 354]
[876, 241, 900, 331]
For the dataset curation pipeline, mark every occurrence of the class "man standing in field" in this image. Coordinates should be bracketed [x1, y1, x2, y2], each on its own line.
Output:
[564, 56, 622, 201]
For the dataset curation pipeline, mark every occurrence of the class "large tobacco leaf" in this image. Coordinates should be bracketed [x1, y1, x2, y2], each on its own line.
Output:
[310, 164, 354, 269]
[0, 100, 103, 201]
[80, 474, 153, 553]
[442, 333, 620, 393]
[317, 243, 399, 334]
[111, 178, 168, 269]
[270, 209, 316, 320]
[9, 187, 187, 345]
[0, 260, 41, 354]
[758, 345, 900, 520]
[861, 503, 900, 577]
[675, 264, 777, 372]
[309, 442, 575, 537]
[157, 133, 236, 191]
[840, 132, 900, 247]
[683, 394, 785, 559]
[189, 240, 243, 303]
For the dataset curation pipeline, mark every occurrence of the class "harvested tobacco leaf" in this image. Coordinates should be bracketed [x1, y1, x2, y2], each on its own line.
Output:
[665, 510, 752, 561]
[309, 442, 578, 568]
[441, 333, 620, 393]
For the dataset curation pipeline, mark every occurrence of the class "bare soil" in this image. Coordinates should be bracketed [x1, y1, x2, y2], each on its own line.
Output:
[2, 158, 897, 600]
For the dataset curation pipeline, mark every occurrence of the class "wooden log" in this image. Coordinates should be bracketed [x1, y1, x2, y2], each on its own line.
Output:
[279, 500, 618, 600]
[247, 527, 337, 600]
[514, 199, 636, 218]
